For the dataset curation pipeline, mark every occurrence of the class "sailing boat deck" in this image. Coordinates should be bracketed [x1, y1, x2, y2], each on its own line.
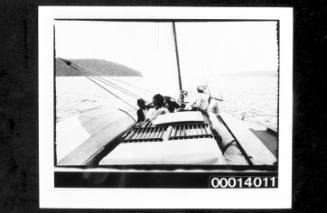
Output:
[99, 111, 226, 165]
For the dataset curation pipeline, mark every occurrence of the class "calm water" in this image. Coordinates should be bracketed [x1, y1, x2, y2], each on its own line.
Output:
[56, 75, 278, 129]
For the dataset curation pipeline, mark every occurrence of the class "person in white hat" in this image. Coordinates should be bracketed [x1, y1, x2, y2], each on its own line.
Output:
[185, 85, 210, 112]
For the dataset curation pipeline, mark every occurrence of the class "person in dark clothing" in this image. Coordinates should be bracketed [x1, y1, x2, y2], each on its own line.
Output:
[164, 96, 180, 113]
[152, 94, 165, 109]
[136, 98, 146, 122]
[146, 94, 169, 121]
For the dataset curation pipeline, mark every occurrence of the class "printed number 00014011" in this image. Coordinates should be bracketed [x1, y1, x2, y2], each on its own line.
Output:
[209, 176, 277, 188]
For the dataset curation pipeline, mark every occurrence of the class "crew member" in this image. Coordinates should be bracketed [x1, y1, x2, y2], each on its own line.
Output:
[136, 98, 147, 122]
[186, 85, 210, 113]
[164, 96, 180, 113]
[146, 94, 169, 121]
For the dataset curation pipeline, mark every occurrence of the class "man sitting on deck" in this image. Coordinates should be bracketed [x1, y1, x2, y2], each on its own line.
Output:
[146, 94, 169, 121]
[136, 98, 147, 122]
[164, 96, 180, 113]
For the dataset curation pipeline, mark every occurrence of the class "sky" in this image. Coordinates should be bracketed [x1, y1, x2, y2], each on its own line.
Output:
[55, 21, 278, 97]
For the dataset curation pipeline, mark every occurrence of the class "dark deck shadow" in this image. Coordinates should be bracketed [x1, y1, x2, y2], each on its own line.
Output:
[250, 129, 278, 157]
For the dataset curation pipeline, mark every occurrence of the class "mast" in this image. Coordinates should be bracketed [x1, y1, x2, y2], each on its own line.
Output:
[172, 22, 184, 102]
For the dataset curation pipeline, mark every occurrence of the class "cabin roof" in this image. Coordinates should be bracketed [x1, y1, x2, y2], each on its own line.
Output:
[153, 111, 204, 126]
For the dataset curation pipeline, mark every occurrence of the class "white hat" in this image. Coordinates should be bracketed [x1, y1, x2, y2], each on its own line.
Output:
[197, 85, 207, 92]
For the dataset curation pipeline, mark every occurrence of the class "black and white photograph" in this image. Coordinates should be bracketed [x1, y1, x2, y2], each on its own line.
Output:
[38, 7, 293, 209]
[55, 20, 278, 168]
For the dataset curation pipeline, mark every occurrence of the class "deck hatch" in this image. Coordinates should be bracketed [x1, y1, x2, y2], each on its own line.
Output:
[121, 119, 213, 143]
[169, 123, 213, 140]
[122, 120, 167, 142]
[122, 127, 167, 142]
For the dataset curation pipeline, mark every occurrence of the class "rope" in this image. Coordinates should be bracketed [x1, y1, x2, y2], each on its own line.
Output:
[92, 76, 140, 99]
[60, 58, 137, 110]
[83, 75, 137, 110]
[109, 77, 155, 95]
[69, 61, 142, 99]
[70, 60, 155, 95]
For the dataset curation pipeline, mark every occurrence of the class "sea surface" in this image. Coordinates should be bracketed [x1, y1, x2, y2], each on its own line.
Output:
[56, 75, 278, 129]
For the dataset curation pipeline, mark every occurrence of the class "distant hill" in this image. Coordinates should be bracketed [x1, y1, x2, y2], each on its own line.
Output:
[55, 58, 142, 76]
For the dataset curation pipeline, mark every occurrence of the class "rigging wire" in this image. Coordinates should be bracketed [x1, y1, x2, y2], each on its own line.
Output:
[92, 76, 140, 99]
[66, 58, 144, 99]
[69, 59, 155, 96]
[109, 77, 155, 95]
[73, 64, 141, 99]
[214, 75, 224, 101]
[83, 75, 137, 110]
[199, 50, 224, 102]
[59, 58, 137, 110]
[68, 60, 142, 99]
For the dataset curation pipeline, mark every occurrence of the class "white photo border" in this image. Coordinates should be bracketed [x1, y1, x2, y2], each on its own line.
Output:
[39, 6, 293, 209]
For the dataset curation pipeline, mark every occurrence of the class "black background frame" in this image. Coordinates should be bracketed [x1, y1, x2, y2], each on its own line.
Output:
[0, 0, 326, 212]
